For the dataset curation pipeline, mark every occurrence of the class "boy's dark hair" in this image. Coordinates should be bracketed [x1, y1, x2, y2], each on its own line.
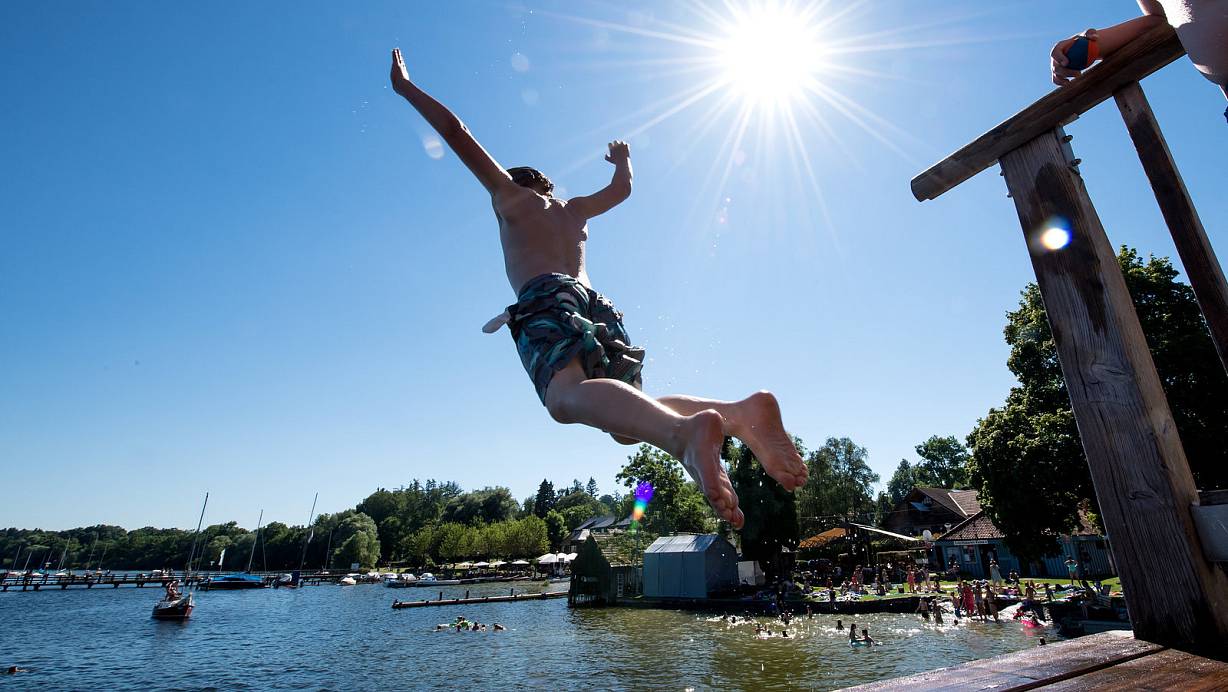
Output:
[507, 166, 554, 193]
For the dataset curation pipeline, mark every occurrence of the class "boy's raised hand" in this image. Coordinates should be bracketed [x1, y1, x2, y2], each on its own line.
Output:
[1050, 29, 1097, 86]
[390, 48, 413, 96]
[605, 140, 630, 165]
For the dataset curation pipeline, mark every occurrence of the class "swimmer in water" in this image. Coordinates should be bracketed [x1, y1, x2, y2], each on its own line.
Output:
[493, 623, 506, 631]
[861, 628, 874, 645]
[848, 622, 858, 642]
[835, 619, 844, 631]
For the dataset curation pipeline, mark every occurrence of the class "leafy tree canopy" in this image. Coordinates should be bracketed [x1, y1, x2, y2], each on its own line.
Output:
[968, 248, 1228, 562]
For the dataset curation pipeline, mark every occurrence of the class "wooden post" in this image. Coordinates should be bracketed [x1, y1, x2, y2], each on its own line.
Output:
[1113, 81, 1228, 377]
[999, 128, 1228, 650]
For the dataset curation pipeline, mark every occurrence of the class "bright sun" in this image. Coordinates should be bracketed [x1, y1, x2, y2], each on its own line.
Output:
[716, 4, 826, 106]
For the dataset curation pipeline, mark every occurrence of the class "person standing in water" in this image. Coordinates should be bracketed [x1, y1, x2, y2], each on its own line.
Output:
[387, 48, 810, 527]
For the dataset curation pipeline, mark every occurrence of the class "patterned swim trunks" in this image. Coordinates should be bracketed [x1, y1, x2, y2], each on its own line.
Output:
[506, 273, 645, 404]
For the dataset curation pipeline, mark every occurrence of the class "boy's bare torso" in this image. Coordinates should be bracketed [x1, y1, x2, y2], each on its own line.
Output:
[493, 188, 591, 293]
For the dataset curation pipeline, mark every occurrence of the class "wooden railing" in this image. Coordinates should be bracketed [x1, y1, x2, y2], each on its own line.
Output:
[910, 22, 1228, 653]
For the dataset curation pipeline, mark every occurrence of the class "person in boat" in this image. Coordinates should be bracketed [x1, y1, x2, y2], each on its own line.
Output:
[387, 48, 810, 530]
[164, 579, 181, 600]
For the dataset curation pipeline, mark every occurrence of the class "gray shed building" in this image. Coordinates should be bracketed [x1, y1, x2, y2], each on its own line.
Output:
[643, 534, 739, 600]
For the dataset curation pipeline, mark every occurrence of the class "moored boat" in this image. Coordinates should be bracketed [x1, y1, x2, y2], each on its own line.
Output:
[152, 592, 194, 620]
[198, 573, 267, 590]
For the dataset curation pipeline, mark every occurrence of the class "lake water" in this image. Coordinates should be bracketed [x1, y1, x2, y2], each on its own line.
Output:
[0, 581, 1057, 690]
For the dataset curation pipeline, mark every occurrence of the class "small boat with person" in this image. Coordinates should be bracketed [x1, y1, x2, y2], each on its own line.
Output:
[152, 581, 194, 621]
[153, 492, 208, 621]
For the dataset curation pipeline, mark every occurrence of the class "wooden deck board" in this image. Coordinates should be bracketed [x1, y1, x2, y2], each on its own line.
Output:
[1037, 648, 1228, 691]
[838, 631, 1164, 691]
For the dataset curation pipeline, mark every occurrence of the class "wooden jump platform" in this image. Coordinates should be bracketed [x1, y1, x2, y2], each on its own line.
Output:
[908, 20, 1228, 653]
[391, 590, 568, 609]
[839, 631, 1228, 691]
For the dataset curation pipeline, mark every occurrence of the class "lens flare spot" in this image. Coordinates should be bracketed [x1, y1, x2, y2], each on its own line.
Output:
[1040, 226, 1071, 251]
[511, 52, 531, 72]
[422, 135, 444, 160]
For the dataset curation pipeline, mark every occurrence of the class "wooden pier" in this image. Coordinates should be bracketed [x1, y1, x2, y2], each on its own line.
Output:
[839, 631, 1228, 691]
[392, 590, 568, 609]
[0, 573, 199, 591]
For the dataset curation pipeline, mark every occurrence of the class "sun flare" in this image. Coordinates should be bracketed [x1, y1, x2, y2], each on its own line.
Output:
[715, 5, 826, 107]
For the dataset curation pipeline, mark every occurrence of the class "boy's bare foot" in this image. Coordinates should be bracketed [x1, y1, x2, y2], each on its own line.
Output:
[678, 410, 744, 529]
[734, 391, 809, 491]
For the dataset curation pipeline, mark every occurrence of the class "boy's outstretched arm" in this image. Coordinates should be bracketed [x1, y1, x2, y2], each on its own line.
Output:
[1050, 3, 1166, 86]
[389, 48, 514, 195]
[568, 140, 633, 220]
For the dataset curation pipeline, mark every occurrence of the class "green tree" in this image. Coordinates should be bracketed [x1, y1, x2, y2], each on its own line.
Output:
[886, 459, 916, 505]
[797, 437, 879, 525]
[872, 492, 894, 526]
[968, 248, 1228, 562]
[544, 510, 568, 552]
[533, 480, 556, 519]
[913, 435, 971, 488]
[586, 477, 599, 498]
[328, 512, 381, 569]
[441, 487, 518, 526]
[615, 445, 714, 535]
[727, 439, 798, 578]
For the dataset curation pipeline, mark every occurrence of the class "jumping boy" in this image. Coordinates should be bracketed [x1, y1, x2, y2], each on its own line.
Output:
[388, 48, 808, 528]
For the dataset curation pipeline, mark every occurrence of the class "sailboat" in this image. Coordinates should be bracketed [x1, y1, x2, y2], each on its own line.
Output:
[199, 510, 268, 590]
[275, 493, 318, 589]
[153, 492, 208, 621]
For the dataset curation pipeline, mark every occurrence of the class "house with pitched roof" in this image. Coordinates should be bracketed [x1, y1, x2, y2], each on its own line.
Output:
[933, 509, 1114, 579]
[568, 532, 642, 606]
[883, 487, 982, 539]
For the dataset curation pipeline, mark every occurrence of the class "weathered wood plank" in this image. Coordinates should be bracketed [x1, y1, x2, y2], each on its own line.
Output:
[998, 129, 1228, 649]
[1113, 81, 1228, 378]
[838, 631, 1162, 691]
[911, 23, 1184, 201]
[1037, 648, 1228, 691]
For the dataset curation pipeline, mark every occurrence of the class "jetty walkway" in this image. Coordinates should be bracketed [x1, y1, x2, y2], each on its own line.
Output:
[392, 589, 568, 609]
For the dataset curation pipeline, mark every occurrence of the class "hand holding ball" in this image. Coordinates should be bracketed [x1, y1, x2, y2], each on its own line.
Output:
[1064, 35, 1099, 72]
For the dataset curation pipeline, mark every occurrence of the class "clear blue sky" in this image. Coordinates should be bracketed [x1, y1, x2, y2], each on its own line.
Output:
[3, 1, 1225, 531]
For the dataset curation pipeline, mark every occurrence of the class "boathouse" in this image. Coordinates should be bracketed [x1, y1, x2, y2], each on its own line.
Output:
[567, 533, 641, 607]
[642, 534, 738, 600]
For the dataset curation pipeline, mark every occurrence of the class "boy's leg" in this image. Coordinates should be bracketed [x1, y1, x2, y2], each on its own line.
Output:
[606, 393, 809, 491]
[653, 392, 809, 490]
[544, 359, 744, 528]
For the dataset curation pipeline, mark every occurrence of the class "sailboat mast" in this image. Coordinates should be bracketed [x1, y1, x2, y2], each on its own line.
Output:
[321, 529, 333, 571]
[185, 492, 210, 586]
[297, 493, 318, 572]
[56, 541, 69, 571]
[85, 535, 98, 571]
[246, 509, 263, 573]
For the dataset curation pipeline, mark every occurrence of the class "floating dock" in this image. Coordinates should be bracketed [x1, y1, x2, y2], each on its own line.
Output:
[392, 590, 568, 609]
